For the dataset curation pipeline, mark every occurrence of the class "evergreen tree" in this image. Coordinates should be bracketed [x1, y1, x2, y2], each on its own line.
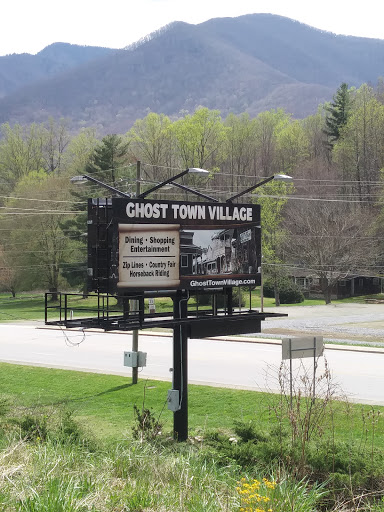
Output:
[85, 134, 130, 187]
[324, 83, 352, 146]
[61, 134, 131, 291]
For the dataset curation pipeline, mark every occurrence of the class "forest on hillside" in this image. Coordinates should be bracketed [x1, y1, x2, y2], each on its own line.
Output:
[0, 81, 383, 304]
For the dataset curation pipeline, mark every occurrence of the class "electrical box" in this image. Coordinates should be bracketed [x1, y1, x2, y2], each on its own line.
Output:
[167, 389, 180, 412]
[123, 351, 147, 368]
[137, 351, 147, 367]
[124, 351, 137, 367]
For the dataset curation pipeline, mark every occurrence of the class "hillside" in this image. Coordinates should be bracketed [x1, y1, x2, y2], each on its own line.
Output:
[0, 43, 116, 99]
[0, 14, 383, 133]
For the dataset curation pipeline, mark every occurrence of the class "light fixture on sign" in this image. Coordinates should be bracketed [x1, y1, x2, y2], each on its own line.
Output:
[226, 173, 293, 203]
[138, 167, 210, 199]
[70, 174, 131, 198]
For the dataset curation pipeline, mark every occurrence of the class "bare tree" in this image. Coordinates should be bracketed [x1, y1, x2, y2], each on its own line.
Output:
[284, 164, 379, 303]
[0, 246, 19, 297]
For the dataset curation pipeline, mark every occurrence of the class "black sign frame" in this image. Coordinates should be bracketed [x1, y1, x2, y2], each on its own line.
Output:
[87, 198, 261, 295]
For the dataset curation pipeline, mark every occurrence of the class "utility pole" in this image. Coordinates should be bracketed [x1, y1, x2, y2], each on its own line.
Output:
[131, 161, 141, 384]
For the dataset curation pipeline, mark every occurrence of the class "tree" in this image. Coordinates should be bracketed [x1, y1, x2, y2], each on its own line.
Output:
[253, 109, 289, 176]
[284, 165, 378, 304]
[302, 110, 330, 163]
[41, 118, 70, 174]
[324, 83, 352, 146]
[62, 134, 133, 291]
[333, 85, 384, 203]
[0, 123, 45, 195]
[224, 113, 256, 194]
[128, 112, 173, 167]
[255, 177, 294, 306]
[85, 134, 130, 187]
[0, 246, 19, 297]
[275, 119, 309, 173]
[3, 171, 81, 299]
[127, 113, 176, 191]
[61, 127, 98, 178]
[171, 107, 228, 170]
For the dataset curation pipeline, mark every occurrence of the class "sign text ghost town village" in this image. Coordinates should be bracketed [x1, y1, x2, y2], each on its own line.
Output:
[125, 202, 254, 222]
[88, 198, 261, 292]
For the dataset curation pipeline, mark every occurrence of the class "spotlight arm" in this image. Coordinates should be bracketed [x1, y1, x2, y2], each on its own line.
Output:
[226, 174, 292, 202]
[70, 174, 131, 198]
[169, 181, 218, 202]
[138, 169, 190, 199]
[138, 168, 210, 199]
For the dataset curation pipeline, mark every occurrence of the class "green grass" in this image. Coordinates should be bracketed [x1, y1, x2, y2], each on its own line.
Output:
[2, 290, 383, 325]
[0, 362, 383, 449]
[1, 363, 384, 511]
[0, 293, 48, 322]
[0, 362, 272, 441]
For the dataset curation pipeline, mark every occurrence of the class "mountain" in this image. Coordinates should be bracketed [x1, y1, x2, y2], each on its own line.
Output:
[0, 14, 383, 133]
[0, 43, 116, 99]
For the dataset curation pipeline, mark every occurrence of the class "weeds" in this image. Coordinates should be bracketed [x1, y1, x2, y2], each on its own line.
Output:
[0, 365, 384, 510]
[203, 357, 384, 510]
[132, 381, 164, 442]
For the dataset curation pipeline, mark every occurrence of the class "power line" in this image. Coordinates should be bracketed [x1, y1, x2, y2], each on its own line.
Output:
[0, 195, 83, 204]
[0, 263, 86, 270]
[0, 211, 82, 215]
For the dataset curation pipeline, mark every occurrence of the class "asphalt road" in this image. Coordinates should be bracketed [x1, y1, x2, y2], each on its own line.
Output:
[1, 322, 384, 405]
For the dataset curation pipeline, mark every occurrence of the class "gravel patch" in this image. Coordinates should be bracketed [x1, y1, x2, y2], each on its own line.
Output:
[254, 303, 384, 346]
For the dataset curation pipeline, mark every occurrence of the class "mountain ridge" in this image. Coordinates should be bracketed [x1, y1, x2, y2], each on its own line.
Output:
[0, 14, 383, 133]
[0, 42, 117, 99]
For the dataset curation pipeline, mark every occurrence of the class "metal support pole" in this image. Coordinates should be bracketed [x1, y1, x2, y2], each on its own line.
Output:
[226, 287, 233, 315]
[289, 338, 293, 411]
[260, 262, 264, 313]
[212, 294, 217, 316]
[131, 161, 141, 384]
[172, 290, 188, 441]
[313, 337, 317, 400]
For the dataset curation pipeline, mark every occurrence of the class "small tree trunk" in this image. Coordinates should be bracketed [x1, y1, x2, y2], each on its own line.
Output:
[324, 289, 332, 304]
[321, 277, 332, 304]
[274, 283, 281, 307]
[49, 288, 58, 302]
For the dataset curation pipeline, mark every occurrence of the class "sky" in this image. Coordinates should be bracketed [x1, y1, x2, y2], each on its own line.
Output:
[2, 0, 384, 56]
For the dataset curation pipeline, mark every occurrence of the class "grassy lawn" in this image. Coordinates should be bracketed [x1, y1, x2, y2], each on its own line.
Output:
[0, 293, 48, 322]
[2, 290, 383, 324]
[0, 362, 270, 441]
[1, 363, 384, 511]
[1, 362, 383, 448]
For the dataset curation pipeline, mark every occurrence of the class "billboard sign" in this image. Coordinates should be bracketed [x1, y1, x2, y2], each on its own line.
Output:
[90, 198, 261, 293]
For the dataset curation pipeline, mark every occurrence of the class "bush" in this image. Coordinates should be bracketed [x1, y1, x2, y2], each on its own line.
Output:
[195, 293, 211, 307]
[214, 288, 246, 309]
[17, 414, 48, 442]
[195, 289, 246, 309]
[263, 278, 304, 304]
[132, 404, 162, 442]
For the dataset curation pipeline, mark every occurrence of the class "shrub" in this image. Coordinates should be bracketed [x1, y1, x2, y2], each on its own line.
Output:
[54, 409, 95, 449]
[18, 414, 48, 442]
[214, 288, 246, 309]
[195, 293, 212, 306]
[263, 278, 304, 304]
[132, 404, 163, 442]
